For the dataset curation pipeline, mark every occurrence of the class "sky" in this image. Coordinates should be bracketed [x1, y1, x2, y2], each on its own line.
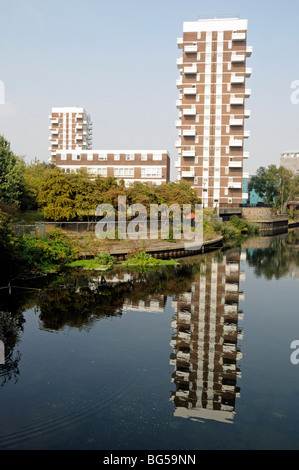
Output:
[0, 0, 299, 181]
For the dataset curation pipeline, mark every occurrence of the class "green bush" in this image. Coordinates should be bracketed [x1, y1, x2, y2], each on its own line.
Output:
[97, 252, 114, 266]
[17, 229, 76, 272]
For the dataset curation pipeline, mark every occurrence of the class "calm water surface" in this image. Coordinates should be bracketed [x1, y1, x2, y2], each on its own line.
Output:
[1, 229, 299, 450]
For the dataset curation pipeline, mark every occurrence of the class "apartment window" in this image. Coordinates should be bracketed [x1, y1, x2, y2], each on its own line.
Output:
[206, 32, 212, 42]
[97, 167, 108, 177]
[228, 198, 232, 204]
[194, 177, 198, 184]
[225, 188, 228, 195]
[61, 154, 67, 161]
[153, 154, 162, 161]
[141, 167, 162, 179]
[72, 154, 81, 161]
[114, 168, 134, 177]
[87, 167, 107, 177]
[98, 154, 107, 161]
[126, 154, 134, 161]
[87, 154, 93, 161]
[114, 154, 120, 161]
[141, 154, 147, 161]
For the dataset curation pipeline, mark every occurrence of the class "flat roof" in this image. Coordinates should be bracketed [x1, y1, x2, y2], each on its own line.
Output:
[183, 17, 247, 33]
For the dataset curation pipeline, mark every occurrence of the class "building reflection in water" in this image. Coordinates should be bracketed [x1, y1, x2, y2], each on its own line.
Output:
[169, 249, 245, 424]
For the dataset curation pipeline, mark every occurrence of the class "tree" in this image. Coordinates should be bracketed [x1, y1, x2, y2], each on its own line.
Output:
[249, 164, 299, 213]
[0, 135, 25, 205]
[21, 158, 51, 209]
[37, 168, 78, 220]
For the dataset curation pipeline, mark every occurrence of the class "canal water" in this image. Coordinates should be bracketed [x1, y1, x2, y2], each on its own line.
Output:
[0, 229, 299, 450]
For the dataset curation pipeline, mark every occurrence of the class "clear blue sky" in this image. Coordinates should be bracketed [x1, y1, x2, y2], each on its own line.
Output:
[0, 0, 299, 180]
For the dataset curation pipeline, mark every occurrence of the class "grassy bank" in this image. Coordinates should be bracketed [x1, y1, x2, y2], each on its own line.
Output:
[1, 207, 260, 281]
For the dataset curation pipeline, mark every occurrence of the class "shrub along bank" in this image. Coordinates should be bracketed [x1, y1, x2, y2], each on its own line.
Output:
[0, 204, 260, 282]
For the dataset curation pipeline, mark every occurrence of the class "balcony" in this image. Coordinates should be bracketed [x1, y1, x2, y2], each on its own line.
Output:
[183, 108, 196, 116]
[228, 181, 242, 189]
[243, 152, 250, 159]
[183, 129, 196, 136]
[229, 138, 243, 147]
[175, 140, 181, 148]
[184, 65, 197, 74]
[184, 44, 197, 53]
[232, 32, 246, 41]
[176, 99, 182, 108]
[176, 57, 183, 68]
[51, 119, 59, 124]
[246, 67, 252, 77]
[181, 169, 195, 178]
[184, 87, 196, 95]
[175, 120, 181, 128]
[176, 78, 183, 88]
[175, 160, 181, 168]
[231, 75, 245, 84]
[230, 97, 244, 105]
[230, 118, 243, 126]
[244, 109, 251, 118]
[244, 130, 250, 138]
[245, 89, 251, 98]
[51, 129, 59, 134]
[229, 161, 243, 168]
[177, 37, 183, 49]
[246, 46, 253, 57]
[231, 54, 245, 63]
[182, 150, 196, 157]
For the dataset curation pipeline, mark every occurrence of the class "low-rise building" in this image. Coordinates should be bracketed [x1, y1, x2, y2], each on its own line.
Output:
[54, 149, 170, 187]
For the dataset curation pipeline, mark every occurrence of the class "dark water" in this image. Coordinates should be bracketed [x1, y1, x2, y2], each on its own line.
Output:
[1, 229, 299, 450]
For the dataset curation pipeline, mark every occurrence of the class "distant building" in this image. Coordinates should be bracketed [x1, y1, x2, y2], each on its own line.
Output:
[176, 17, 252, 208]
[280, 151, 299, 175]
[49, 107, 170, 187]
[49, 107, 93, 157]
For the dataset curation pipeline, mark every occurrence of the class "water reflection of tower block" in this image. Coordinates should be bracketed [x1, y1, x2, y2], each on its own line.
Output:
[169, 250, 244, 422]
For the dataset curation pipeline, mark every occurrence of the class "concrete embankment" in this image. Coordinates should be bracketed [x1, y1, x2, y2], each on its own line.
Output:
[78, 236, 224, 261]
